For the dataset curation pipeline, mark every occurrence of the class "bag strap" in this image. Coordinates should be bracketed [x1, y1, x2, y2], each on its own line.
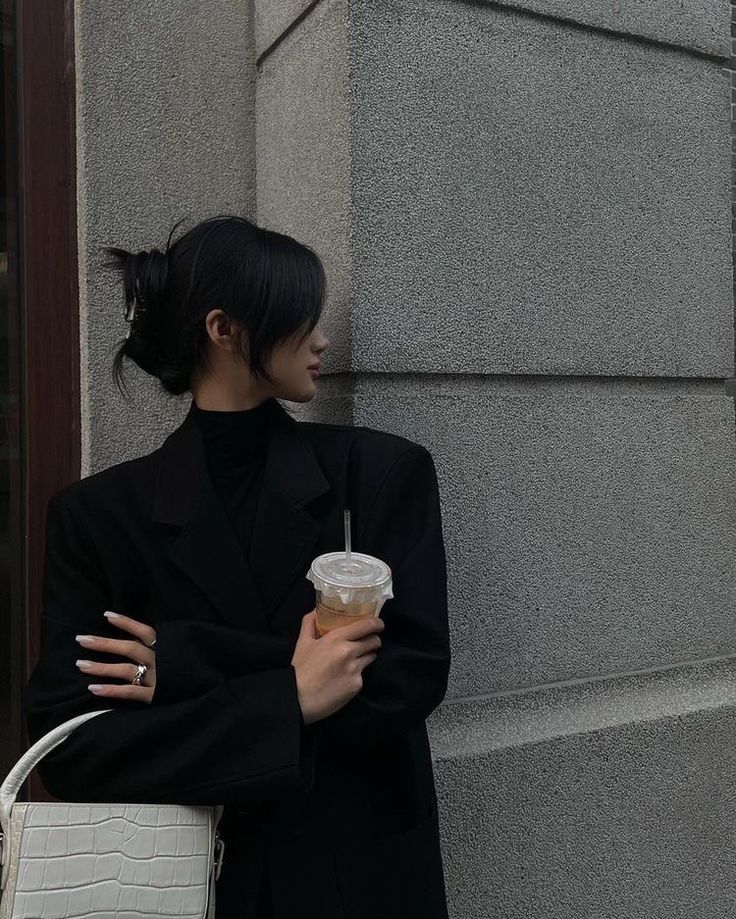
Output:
[0, 708, 114, 824]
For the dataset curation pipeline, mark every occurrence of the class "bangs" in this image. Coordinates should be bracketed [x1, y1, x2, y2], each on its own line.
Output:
[248, 229, 326, 351]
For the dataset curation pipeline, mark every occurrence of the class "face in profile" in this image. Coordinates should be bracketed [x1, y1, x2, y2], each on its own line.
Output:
[197, 309, 329, 405]
[263, 322, 330, 403]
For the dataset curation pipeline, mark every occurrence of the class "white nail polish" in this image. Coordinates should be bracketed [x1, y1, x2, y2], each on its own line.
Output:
[103, 611, 121, 619]
[87, 685, 104, 693]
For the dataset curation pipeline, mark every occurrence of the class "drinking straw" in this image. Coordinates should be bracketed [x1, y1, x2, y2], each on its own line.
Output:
[344, 509, 352, 563]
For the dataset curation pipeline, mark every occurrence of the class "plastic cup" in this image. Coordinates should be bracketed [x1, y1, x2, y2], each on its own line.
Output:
[306, 551, 393, 637]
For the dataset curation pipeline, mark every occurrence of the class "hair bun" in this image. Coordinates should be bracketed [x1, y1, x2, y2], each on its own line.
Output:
[104, 245, 170, 332]
[127, 247, 169, 328]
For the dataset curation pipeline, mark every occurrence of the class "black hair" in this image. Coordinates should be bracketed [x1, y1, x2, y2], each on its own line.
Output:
[104, 214, 327, 397]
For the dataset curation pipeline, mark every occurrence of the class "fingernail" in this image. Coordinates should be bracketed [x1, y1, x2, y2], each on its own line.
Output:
[75, 635, 96, 645]
[87, 685, 104, 693]
[103, 611, 121, 619]
[76, 660, 93, 669]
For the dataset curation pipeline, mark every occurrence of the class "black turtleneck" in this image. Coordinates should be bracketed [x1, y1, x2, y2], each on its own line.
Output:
[191, 397, 273, 564]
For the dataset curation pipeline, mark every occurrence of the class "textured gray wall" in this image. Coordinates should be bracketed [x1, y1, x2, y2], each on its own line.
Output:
[354, 376, 736, 695]
[255, 0, 736, 915]
[431, 658, 736, 918]
[74, 1, 257, 473]
[346, 1, 732, 377]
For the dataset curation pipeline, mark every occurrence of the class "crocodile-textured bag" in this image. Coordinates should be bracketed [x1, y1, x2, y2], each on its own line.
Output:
[0, 709, 225, 919]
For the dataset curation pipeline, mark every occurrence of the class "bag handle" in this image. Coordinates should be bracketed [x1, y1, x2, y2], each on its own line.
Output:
[0, 708, 114, 824]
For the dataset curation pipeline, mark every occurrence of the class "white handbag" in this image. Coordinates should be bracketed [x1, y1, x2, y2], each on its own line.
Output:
[0, 709, 225, 919]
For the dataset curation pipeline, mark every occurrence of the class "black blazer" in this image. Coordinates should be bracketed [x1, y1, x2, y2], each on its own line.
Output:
[23, 397, 452, 919]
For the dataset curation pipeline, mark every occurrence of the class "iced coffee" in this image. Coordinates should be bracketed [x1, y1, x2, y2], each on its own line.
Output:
[306, 551, 393, 638]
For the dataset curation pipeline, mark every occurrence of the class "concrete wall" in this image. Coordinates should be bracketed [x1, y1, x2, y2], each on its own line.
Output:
[256, 0, 736, 915]
[74, 1, 257, 473]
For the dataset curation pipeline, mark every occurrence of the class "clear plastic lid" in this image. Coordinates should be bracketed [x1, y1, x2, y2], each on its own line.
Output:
[307, 551, 393, 604]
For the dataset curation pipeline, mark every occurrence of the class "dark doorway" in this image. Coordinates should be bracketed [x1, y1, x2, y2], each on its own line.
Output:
[0, 0, 23, 780]
[0, 0, 80, 795]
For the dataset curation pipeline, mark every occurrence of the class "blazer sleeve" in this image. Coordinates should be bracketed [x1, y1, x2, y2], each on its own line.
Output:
[314, 444, 451, 747]
[152, 621, 294, 705]
[23, 495, 316, 806]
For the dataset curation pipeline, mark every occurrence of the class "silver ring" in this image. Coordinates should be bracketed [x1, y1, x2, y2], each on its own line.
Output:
[131, 663, 147, 686]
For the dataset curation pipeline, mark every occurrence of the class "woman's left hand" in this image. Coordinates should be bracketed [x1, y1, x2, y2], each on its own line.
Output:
[75, 611, 157, 704]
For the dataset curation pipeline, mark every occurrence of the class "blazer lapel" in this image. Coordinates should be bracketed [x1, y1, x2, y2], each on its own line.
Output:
[151, 397, 330, 631]
[249, 399, 331, 619]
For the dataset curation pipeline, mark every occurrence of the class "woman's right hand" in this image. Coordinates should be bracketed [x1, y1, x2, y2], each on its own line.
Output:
[291, 610, 384, 725]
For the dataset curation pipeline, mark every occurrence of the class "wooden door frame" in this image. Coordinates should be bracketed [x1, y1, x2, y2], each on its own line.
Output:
[16, 0, 80, 797]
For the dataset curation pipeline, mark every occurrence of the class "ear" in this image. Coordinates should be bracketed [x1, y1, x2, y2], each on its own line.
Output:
[204, 309, 242, 352]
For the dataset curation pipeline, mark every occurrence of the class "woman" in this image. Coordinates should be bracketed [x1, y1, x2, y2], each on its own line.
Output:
[23, 214, 451, 919]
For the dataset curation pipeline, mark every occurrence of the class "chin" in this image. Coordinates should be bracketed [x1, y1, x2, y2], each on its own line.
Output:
[281, 385, 316, 404]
